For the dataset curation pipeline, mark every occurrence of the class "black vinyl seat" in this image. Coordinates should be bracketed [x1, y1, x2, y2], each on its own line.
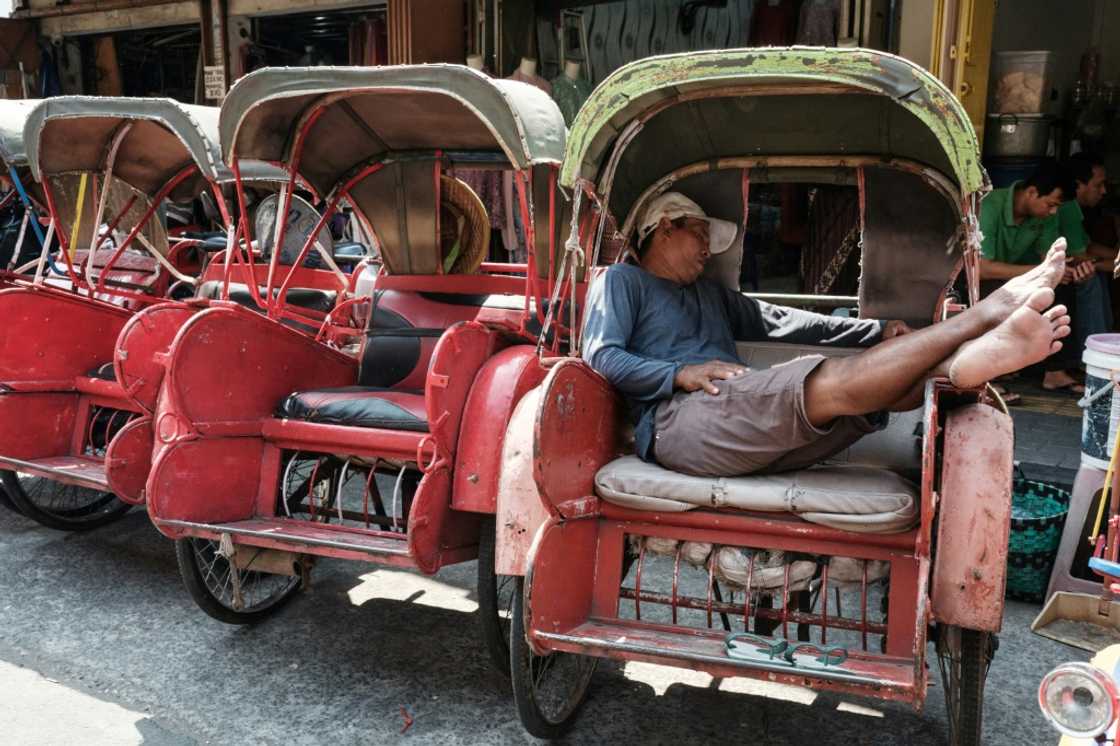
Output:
[85, 362, 116, 381]
[195, 281, 338, 315]
[276, 386, 428, 431]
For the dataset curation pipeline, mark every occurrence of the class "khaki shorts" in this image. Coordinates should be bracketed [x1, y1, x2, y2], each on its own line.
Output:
[653, 355, 885, 477]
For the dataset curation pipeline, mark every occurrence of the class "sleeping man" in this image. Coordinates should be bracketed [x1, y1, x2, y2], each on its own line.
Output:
[582, 192, 1070, 477]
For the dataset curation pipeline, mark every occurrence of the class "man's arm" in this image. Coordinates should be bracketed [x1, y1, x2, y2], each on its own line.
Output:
[720, 288, 884, 347]
[979, 257, 1033, 280]
[582, 268, 678, 402]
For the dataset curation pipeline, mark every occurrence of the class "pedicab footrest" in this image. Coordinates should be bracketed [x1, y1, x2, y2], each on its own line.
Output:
[0, 454, 109, 492]
[537, 619, 916, 697]
[158, 518, 411, 557]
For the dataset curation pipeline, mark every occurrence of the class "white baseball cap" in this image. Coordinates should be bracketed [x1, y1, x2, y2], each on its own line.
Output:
[636, 191, 738, 255]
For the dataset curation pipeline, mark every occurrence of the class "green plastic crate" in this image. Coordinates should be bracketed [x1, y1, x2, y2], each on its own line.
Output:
[1006, 478, 1070, 603]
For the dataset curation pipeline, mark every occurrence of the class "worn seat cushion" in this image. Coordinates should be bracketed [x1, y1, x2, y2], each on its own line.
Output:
[85, 362, 116, 381]
[595, 456, 918, 534]
[275, 386, 428, 431]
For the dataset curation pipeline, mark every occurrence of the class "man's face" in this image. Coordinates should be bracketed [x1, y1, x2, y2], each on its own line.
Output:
[664, 216, 711, 283]
[1026, 186, 1063, 218]
[1078, 165, 1108, 208]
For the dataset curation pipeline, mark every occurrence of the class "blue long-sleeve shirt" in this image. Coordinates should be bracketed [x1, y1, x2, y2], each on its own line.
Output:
[582, 263, 884, 461]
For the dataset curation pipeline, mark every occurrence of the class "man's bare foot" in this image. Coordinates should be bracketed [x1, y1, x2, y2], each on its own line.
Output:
[977, 238, 1067, 325]
[948, 304, 1071, 389]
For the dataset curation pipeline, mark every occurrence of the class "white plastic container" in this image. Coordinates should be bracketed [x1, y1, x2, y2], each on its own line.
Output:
[990, 50, 1055, 114]
[1081, 334, 1120, 469]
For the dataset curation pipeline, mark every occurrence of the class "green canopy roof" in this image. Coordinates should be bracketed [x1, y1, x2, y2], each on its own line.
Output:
[561, 47, 985, 220]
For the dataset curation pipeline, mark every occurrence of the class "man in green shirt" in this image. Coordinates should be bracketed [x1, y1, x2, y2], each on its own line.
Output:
[1059, 153, 1114, 362]
[980, 163, 1093, 391]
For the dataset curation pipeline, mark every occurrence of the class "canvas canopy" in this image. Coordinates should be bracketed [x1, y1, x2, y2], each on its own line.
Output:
[24, 97, 280, 203]
[220, 64, 567, 201]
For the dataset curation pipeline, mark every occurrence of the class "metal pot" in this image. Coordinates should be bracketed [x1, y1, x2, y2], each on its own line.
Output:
[985, 113, 1052, 158]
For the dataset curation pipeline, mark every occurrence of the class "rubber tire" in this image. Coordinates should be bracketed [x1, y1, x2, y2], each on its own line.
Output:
[0, 470, 130, 531]
[175, 538, 300, 625]
[510, 576, 596, 738]
[0, 477, 22, 514]
[477, 516, 513, 676]
[944, 627, 991, 746]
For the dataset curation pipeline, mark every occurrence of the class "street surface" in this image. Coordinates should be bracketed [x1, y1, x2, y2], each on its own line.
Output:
[0, 505, 1090, 745]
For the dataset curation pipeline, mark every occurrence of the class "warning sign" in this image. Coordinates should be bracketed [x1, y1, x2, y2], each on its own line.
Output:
[204, 66, 226, 100]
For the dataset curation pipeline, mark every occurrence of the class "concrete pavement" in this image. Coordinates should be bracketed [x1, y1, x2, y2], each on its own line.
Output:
[0, 504, 1091, 745]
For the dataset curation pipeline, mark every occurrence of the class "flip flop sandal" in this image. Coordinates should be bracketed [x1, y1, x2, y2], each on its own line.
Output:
[1042, 381, 1086, 395]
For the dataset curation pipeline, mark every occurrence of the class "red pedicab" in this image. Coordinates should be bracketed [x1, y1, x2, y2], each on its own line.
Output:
[0, 97, 299, 529]
[495, 48, 1009, 745]
[145, 65, 572, 633]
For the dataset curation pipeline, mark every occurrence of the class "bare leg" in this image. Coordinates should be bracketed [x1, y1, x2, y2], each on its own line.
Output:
[803, 242, 1068, 428]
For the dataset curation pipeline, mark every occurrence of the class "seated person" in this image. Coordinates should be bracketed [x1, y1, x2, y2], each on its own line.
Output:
[1060, 153, 1115, 342]
[583, 191, 1070, 478]
[979, 162, 1093, 393]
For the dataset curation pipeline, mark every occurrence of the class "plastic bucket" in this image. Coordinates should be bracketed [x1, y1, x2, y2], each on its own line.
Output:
[1008, 478, 1070, 603]
[1081, 334, 1120, 470]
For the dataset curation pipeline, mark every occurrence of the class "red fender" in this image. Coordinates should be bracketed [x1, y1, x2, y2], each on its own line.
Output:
[114, 302, 196, 413]
[104, 416, 153, 505]
[495, 358, 622, 576]
[147, 436, 265, 530]
[930, 403, 1013, 632]
[532, 359, 622, 517]
[451, 345, 546, 514]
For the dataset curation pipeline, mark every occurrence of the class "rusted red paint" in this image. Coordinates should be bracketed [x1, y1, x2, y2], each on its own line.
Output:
[532, 359, 622, 518]
[494, 386, 553, 576]
[930, 403, 1013, 632]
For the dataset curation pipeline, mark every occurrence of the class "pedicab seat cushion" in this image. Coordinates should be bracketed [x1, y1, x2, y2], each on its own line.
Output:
[86, 362, 116, 381]
[595, 457, 918, 534]
[276, 386, 428, 432]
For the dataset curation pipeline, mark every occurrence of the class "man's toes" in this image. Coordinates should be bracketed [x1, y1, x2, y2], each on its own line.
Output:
[1054, 324, 1071, 340]
[1049, 237, 1068, 257]
[1050, 340, 1064, 355]
[1047, 311, 1071, 329]
[1044, 304, 1067, 320]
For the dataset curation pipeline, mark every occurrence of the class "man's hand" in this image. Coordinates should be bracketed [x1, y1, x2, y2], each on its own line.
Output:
[882, 320, 913, 339]
[1062, 257, 1095, 284]
[674, 360, 746, 395]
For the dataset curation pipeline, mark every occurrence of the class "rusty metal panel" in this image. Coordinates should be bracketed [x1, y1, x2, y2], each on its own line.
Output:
[494, 385, 553, 577]
[930, 403, 1013, 632]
